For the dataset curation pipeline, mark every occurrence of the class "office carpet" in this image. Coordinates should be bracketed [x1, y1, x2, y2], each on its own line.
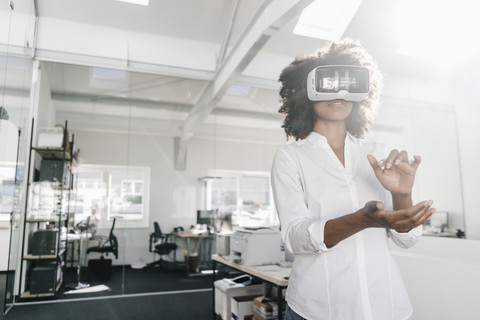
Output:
[57, 265, 215, 298]
[0, 265, 224, 320]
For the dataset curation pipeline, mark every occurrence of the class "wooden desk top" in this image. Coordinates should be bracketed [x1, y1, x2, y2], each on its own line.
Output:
[173, 231, 215, 239]
[212, 254, 290, 287]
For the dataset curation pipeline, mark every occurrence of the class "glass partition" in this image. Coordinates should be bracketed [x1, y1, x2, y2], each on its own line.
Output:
[4, 42, 470, 311]
[21, 59, 284, 299]
[1, 0, 35, 314]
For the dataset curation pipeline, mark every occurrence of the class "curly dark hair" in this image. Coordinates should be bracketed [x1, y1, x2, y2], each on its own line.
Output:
[278, 38, 382, 140]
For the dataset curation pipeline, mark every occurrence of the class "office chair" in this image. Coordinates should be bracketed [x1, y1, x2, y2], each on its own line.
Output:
[145, 222, 177, 270]
[86, 218, 118, 259]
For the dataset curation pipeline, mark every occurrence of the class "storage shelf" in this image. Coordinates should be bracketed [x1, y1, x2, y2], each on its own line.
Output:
[20, 279, 63, 299]
[26, 217, 67, 223]
[19, 120, 74, 302]
[20, 290, 55, 298]
[24, 248, 66, 260]
[29, 180, 71, 190]
[32, 147, 71, 160]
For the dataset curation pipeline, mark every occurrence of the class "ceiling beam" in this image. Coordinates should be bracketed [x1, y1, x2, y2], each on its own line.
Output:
[51, 90, 283, 122]
[174, 0, 313, 170]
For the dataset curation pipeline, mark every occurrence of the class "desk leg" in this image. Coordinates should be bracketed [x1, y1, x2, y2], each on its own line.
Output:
[278, 286, 283, 320]
[212, 259, 217, 320]
[76, 235, 90, 289]
[186, 238, 190, 275]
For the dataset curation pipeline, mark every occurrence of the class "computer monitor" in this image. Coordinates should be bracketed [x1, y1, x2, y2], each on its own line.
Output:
[196, 209, 232, 233]
[196, 209, 216, 227]
[214, 211, 233, 233]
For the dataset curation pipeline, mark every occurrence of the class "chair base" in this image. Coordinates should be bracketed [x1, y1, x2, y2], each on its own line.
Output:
[88, 257, 112, 281]
[144, 257, 176, 271]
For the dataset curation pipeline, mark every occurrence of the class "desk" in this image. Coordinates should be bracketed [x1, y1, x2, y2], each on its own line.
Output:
[173, 231, 215, 275]
[212, 254, 290, 320]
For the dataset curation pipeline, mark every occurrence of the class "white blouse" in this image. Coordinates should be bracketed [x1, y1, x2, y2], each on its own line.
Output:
[271, 132, 422, 320]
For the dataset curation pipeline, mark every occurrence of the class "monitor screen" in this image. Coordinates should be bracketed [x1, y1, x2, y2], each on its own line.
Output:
[214, 211, 232, 233]
[196, 209, 216, 226]
[196, 209, 232, 233]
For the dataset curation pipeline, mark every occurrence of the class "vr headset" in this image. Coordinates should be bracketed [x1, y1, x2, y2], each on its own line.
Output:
[307, 65, 369, 102]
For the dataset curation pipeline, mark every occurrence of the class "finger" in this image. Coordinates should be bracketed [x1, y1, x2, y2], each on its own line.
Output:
[393, 150, 409, 166]
[411, 155, 421, 170]
[367, 154, 383, 176]
[393, 159, 416, 174]
[394, 200, 434, 228]
[415, 208, 436, 227]
[367, 154, 377, 166]
[397, 207, 436, 231]
[390, 200, 432, 223]
[385, 149, 399, 169]
[376, 201, 385, 211]
[409, 201, 434, 223]
[363, 200, 382, 215]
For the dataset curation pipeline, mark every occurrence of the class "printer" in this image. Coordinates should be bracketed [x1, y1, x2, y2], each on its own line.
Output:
[229, 227, 283, 266]
[214, 275, 265, 320]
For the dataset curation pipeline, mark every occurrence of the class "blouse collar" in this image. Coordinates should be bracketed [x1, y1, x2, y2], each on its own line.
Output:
[305, 131, 354, 146]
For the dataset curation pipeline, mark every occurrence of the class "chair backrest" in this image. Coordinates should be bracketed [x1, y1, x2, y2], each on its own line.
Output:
[109, 218, 117, 239]
[111, 234, 119, 259]
[154, 222, 162, 237]
[108, 218, 118, 258]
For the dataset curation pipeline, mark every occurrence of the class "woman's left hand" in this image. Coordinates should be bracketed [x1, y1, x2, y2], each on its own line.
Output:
[367, 150, 421, 196]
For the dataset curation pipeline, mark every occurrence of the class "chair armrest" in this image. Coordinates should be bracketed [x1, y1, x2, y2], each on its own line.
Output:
[90, 234, 108, 247]
[164, 233, 174, 242]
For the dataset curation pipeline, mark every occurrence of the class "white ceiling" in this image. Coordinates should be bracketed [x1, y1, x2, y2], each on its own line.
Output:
[2, 0, 479, 150]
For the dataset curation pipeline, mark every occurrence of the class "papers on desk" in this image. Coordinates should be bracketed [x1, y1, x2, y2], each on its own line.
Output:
[254, 265, 286, 272]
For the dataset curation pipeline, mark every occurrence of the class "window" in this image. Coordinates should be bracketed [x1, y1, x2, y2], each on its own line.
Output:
[206, 171, 278, 228]
[109, 171, 145, 218]
[0, 165, 16, 220]
[73, 165, 150, 228]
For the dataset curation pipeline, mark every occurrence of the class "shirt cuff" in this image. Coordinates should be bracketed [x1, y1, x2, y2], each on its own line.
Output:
[389, 225, 423, 239]
[307, 219, 330, 252]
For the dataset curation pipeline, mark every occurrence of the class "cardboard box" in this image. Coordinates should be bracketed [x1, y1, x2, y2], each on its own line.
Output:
[37, 127, 64, 148]
[252, 296, 285, 320]
[231, 295, 258, 320]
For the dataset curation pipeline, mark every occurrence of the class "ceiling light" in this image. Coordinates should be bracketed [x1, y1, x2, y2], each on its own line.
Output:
[227, 84, 251, 96]
[92, 67, 126, 80]
[115, 0, 149, 6]
[293, 0, 364, 41]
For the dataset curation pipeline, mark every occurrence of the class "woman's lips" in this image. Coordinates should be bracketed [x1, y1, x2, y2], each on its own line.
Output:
[327, 99, 347, 107]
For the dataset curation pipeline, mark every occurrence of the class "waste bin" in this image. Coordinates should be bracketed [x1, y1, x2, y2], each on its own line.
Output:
[184, 252, 199, 274]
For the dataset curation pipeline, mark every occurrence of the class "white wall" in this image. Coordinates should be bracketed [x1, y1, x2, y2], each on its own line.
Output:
[390, 237, 480, 320]
[455, 104, 480, 240]
[72, 129, 282, 265]
[382, 74, 480, 239]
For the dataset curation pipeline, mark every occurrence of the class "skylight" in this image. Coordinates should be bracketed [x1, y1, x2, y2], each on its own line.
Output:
[115, 0, 149, 6]
[293, 0, 364, 41]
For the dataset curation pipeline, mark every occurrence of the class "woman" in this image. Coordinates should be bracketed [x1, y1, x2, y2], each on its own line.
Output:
[271, 38, 435, 320]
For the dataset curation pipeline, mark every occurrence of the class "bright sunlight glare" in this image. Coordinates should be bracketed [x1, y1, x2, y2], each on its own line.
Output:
[394, 0, 480, 62]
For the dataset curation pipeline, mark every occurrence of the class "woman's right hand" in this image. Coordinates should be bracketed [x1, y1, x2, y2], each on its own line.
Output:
[361, 200, 436, 233]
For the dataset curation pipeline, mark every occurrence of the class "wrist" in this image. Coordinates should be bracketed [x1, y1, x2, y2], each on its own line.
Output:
[391, 193, 412, 210]
[391, 192, 412, 198]
[353, 207, 373, 229]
